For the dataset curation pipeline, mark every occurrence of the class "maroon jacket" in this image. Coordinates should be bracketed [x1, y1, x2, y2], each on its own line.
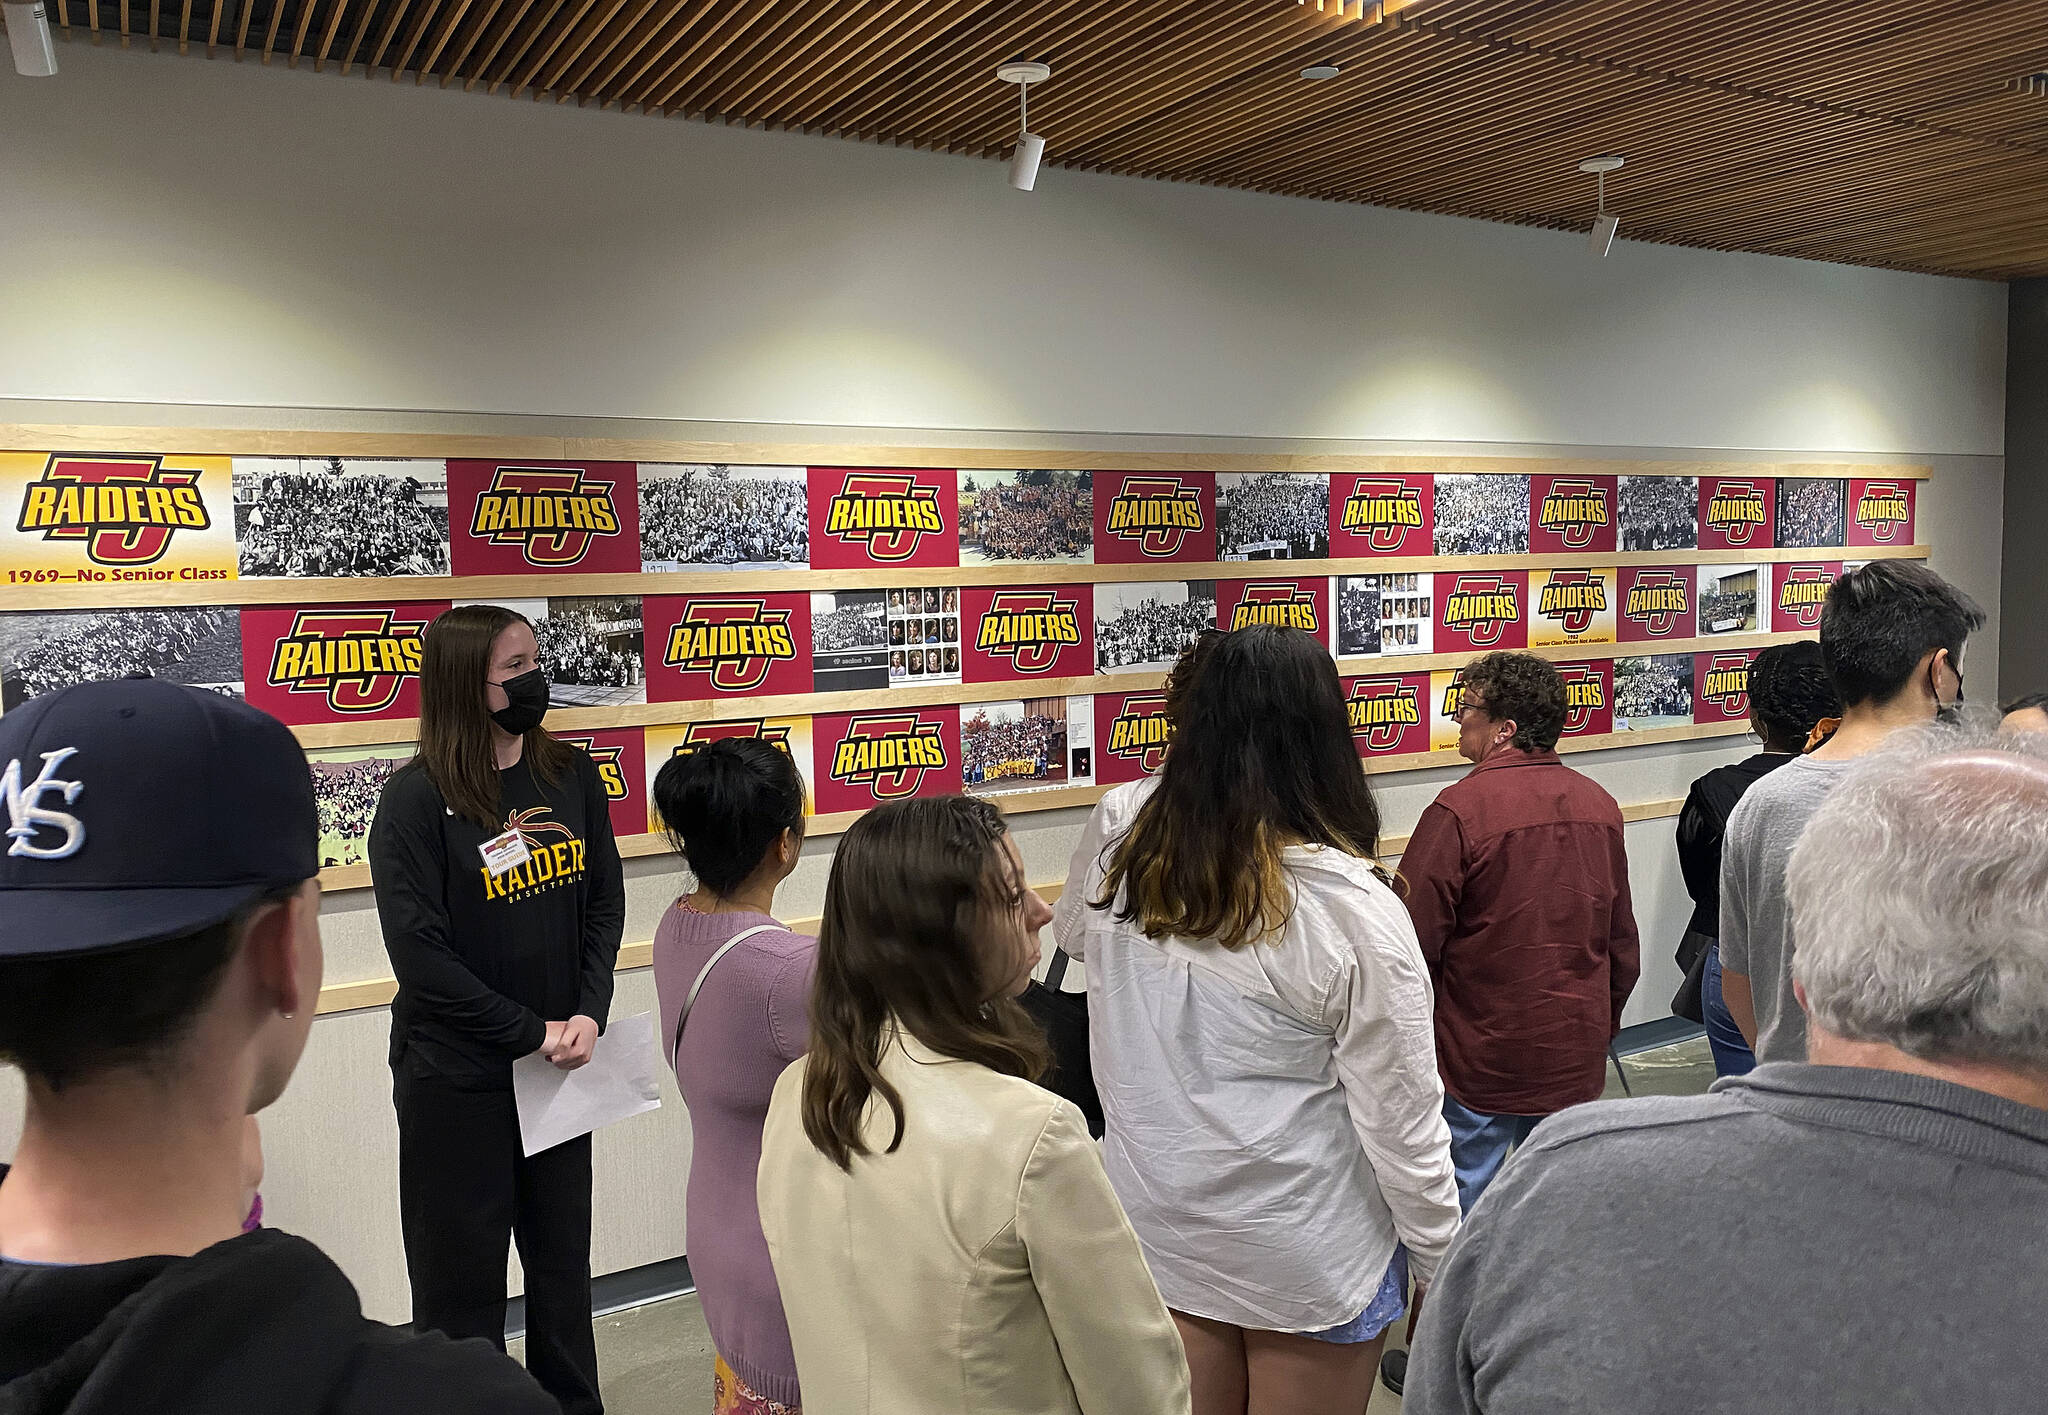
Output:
[1399, 748, 1640, 1116]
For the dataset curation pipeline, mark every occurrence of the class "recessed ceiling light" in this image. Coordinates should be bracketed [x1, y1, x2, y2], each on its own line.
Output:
[1301, 64, 1342, 80]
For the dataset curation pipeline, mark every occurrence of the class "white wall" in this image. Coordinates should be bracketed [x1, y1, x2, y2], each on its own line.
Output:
[0, 43, 2008, 1324]
[0, 46, 2007, 456]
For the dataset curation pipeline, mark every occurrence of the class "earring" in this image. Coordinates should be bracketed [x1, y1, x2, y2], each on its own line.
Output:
[282, 1012, 296, 1020]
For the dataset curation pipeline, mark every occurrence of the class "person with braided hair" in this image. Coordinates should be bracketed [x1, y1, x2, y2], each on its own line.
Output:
[1673, 641, 1843, 1076]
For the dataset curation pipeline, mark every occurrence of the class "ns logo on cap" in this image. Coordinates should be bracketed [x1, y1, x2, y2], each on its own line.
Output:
[469, 466, 623, 568]
[15, 455, 212, 568]
[3, 747, 85, 860]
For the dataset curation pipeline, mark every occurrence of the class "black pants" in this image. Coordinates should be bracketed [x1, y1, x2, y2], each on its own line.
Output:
[394, 1057, 602, 1415]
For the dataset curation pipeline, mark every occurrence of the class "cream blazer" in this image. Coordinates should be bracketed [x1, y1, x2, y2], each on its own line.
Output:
[758, 1028, 1192, 1415]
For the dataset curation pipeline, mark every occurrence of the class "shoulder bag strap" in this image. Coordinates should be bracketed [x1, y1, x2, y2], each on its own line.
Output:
[1042, 946, 1072, 992]
[670, 922, 782, 1066]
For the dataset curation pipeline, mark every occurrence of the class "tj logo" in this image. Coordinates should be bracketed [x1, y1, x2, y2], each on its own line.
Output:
[3, 747, 85, 860]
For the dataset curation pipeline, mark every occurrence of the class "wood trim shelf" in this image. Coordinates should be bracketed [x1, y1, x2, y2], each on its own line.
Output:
[291, 627, 1814, 751]
[313, 795, 1690, 1014]
[313, 725, 1742, 892]
[0, 427, 1935, 481]
[3, 544, 1929, 613]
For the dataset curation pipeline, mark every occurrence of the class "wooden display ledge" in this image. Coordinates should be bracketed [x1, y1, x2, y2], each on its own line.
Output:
[4, 543, 1928, 613]
[314, 722, 1744, 894]
[313, 796, 1688, 1016]
[0, 425, 1933, 480]
[295, 628, 1806, 750]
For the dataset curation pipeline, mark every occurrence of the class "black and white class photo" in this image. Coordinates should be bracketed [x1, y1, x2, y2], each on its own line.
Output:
[1093, 580, 1218, 673]
[476, 597, 645, 706]
[886, 586, 961, 685]
[0, 608, 246, 712]
[1777, 478, 1848, 549]
[1619, 475, 1699, 552]
[639, 463, 810, 571]
[233, 457, 450, 578]
[1337, 573, 1433, 657]
[1613, 653, 1694, 729]
[1432, 474, 1530, 556]
[959, 469, 1092, 564]
[1217, 473, 1330, 560]
[811, 589, 891, 691]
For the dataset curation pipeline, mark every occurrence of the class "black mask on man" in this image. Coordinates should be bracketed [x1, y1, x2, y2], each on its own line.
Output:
[490, 667, 551, 735]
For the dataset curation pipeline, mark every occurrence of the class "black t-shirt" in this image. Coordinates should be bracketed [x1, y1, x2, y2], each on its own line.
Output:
[369, 746, 625, 1087]
[0, 1185, 553, 1415]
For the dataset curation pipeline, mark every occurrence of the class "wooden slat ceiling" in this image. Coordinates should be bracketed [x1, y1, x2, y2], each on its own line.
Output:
[33, 0, 2048, 278]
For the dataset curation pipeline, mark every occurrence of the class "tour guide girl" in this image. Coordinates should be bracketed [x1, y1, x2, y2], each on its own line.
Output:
[370, 603, 625, 1415]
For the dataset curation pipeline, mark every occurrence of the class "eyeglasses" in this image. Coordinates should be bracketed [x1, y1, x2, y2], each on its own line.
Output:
[1452, 700, 1490, 724]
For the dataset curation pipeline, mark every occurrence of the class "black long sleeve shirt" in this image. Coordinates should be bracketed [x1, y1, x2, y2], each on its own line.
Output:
[1674, 750, 1791, 945]
[369, 747, 626, 1088]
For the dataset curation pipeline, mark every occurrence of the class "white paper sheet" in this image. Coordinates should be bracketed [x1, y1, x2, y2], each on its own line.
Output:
[512, 1011, 663, 1157]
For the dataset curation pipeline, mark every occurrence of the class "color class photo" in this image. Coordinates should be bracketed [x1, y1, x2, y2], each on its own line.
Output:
[960, 696, 1083, 795]
[958, 469, 1093, 564]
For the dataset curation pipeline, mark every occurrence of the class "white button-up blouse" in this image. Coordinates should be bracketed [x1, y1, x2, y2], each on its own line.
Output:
[1052, 778, 1461, 1331]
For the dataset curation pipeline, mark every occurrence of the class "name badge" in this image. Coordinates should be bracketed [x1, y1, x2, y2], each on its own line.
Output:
[479, 829, 532, 877]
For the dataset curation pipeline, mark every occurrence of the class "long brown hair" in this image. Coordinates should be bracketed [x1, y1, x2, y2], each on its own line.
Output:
[415, 604, 573, 829]
[1096, 624, 1384, 950]
[801, 796, 1050, 1171]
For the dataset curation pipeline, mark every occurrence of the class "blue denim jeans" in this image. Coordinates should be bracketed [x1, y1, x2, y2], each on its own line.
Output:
[1702, 943, 1758, 1078]
[1441, 1094, 1547, 1214]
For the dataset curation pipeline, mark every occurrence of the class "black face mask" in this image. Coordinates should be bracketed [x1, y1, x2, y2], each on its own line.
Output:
[1934, 656, 1966, 726]
[490, 667, 550, 735]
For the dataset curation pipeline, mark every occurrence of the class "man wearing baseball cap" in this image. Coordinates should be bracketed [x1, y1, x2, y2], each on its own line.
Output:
[0, 678, 551, 1414]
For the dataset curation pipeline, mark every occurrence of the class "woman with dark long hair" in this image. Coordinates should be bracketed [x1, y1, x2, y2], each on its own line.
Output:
[650, 737, 812, 1415]
[370, 603, 624, 1415]
[757, 796, 1190, 1415]
[1059, 624, 1458, 1415]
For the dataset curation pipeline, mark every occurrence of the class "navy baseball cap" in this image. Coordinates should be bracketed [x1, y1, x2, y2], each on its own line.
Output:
[0, 677, 319, 959]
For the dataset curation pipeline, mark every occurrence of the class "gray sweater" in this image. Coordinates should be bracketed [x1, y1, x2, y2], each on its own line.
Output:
[1408, 1063, 2048, 1414]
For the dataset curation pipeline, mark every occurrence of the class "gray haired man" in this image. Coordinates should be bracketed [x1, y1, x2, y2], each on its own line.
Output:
[1405, 723, 2048, 1415]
